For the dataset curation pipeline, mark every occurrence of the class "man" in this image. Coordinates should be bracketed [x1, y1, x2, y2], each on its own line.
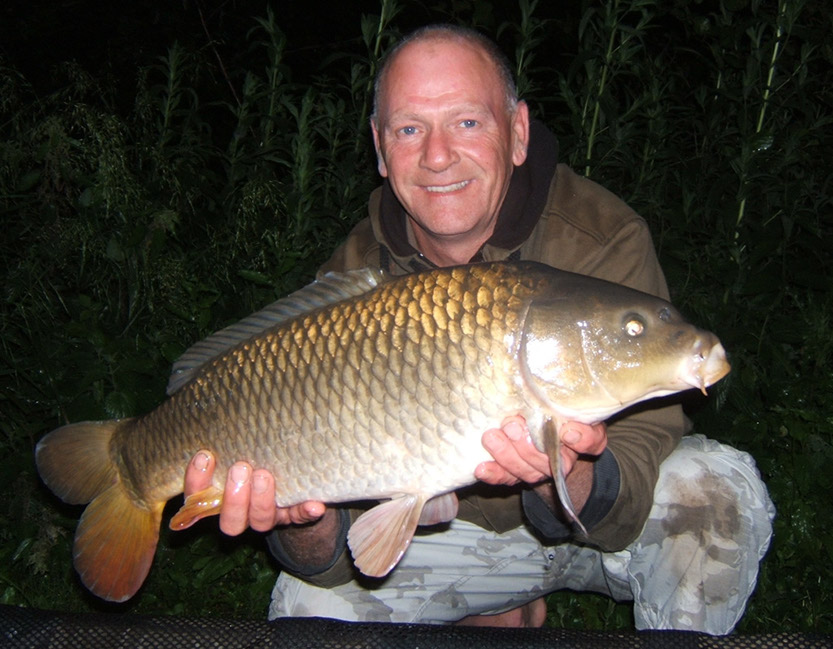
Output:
[184, 25, 774, 633]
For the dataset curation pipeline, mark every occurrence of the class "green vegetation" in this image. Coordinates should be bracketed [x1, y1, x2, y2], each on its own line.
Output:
[1, 0, 830, 633]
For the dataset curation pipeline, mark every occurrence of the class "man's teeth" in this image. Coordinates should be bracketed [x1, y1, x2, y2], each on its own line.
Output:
[425, 180, 470, 193]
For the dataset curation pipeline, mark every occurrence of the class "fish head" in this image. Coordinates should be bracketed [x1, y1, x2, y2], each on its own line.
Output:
[518, 275, 731, 423]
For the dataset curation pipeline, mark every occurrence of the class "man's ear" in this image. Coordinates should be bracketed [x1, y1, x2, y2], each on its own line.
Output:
[370, 118, 389, 177]
[511, 101, 530, 167]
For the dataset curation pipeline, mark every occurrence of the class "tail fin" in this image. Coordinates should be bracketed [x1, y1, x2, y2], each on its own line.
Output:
[36, 420, 164, 602]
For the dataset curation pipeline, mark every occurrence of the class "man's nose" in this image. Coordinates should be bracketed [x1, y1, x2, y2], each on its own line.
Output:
[420, 128, 459, 172]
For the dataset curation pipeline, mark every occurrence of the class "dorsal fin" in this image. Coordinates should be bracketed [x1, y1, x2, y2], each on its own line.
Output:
[166, 268, 389, 395]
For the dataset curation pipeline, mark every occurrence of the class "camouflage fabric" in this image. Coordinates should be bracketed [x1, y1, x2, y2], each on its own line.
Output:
[268, 435, 775, 635]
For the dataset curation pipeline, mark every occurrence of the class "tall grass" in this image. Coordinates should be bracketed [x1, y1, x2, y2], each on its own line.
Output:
[1, 0, 830, 632]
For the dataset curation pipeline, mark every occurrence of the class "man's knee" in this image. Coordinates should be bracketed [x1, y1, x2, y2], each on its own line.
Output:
[653, 434, 775, 543]
[626, 434, 775, 633]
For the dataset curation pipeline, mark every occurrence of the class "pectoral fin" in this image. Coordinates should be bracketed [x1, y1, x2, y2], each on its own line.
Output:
[169, 485, 224, 530]
[347, 495, 426, 577]
[543, 417, 588, 537]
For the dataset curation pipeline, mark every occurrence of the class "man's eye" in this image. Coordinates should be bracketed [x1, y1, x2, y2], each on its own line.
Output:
[399, 126, 417, 136]
[460, 119, 478, 128]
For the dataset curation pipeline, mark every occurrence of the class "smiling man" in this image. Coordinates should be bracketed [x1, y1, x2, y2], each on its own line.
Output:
[370, 36, 529, 266]
[184, 25, 774, 633]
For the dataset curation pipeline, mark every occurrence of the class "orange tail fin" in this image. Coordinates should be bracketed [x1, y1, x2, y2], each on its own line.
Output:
[36, 420, 164, 602]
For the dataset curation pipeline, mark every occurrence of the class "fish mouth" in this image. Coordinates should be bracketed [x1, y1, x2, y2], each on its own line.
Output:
[424, 180, 471, 193]
[682, 340, 731, 395]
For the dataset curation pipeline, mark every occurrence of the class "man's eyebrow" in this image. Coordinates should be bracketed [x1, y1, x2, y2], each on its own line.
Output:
[446, 103, 493, 116]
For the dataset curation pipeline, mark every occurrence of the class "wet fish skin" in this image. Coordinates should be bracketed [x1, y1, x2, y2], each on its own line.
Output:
[35, 261, 730, 602]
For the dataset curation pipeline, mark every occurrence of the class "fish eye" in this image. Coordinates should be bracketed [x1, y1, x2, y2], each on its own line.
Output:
[658, 307, 672, 322]
[624, 317, 645, 337]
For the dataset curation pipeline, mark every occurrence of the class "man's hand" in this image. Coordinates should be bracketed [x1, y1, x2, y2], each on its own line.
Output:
[183, 451, 325, 536]
[474, 415, 607, 486]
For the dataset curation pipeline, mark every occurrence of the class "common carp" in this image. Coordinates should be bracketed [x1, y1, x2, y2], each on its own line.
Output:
[36, 261, 730, 602]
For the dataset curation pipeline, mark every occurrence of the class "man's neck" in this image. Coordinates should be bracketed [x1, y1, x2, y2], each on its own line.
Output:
[407, 220, 494, 267]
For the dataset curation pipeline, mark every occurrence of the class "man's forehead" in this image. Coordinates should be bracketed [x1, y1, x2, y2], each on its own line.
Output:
[378, 38, 502, 112]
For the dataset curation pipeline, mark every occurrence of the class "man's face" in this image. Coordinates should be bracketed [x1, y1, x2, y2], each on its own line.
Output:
[372, 38, 529, 253]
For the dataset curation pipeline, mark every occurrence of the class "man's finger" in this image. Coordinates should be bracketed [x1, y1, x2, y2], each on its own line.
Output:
[248, 469, 279, 532]
[560, 422, 607, 456]
[218, 462, 252, 536]
[481, 429, 548, 484]
[184, 450, 215, 496]
[294, 501, 327, 525]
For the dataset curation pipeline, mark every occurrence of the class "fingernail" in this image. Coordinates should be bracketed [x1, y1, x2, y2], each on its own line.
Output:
[230, 463, 249, 486]
[252, 473, 268, 493]
[193, 452, 210, 472]
[563, 428, 581, 445]
[505, 421, 525, 441]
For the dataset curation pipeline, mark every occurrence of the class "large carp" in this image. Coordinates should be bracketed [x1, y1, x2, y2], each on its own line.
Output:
[36, 261, 730, 602]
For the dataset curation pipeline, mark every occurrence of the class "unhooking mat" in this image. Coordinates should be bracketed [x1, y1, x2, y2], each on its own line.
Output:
[1, 604, 830, 648]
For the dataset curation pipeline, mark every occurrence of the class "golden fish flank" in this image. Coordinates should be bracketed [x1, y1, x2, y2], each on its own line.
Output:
[35, 261, 730, 602]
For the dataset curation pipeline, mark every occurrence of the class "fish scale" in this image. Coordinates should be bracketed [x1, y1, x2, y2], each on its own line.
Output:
[35, 261, 730, 602]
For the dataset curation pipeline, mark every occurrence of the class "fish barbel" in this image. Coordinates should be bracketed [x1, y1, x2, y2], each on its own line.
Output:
[35, 261, 730, 602]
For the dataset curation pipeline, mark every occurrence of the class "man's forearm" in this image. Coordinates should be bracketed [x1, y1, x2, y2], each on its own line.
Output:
[273, 508, 344, 568]
[532, 456, 595, 515]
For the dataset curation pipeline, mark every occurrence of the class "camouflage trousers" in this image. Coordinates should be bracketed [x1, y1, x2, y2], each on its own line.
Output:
[268, 435, 775, 635]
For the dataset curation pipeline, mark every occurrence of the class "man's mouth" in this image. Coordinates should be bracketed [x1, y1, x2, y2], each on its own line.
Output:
[424, 180, 470, 193]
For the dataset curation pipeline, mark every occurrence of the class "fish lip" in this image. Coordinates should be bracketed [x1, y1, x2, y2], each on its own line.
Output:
[682, 341, 731, 394]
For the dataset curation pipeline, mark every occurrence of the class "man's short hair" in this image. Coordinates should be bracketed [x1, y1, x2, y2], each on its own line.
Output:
[371, 24, 519, 123]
